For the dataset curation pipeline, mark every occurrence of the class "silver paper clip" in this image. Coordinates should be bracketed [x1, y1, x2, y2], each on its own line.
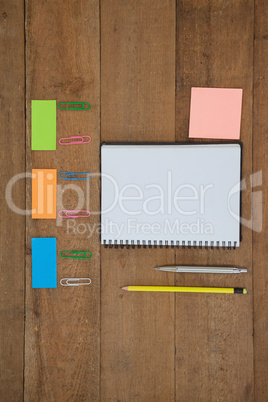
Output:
[60, 278, 92, 286]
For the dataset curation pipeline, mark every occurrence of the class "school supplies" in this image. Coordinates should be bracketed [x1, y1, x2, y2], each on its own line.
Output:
[57, 102, 91, 110]
[32, 169, 57, 219]
[155, 266, 247, 274]
[58, 210, 91, 218]
[31, 100, 56, 150]
[59, 172, 91, 180]
[121, 286, 247, 294]
[60, 251, 92, 259]
[59, 135, 91, 145]
[60, 278, 91, 286]
[101, 143, 242, 248]
[32, 238, 57, 288]
[189, 88, 243, 140]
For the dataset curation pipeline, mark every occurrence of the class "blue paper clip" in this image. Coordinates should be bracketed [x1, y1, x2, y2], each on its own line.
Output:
[59, 172, 91, 180]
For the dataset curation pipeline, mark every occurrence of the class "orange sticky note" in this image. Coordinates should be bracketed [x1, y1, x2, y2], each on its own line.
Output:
[32, 169, 57, 219]
[189, 87, 243, 139]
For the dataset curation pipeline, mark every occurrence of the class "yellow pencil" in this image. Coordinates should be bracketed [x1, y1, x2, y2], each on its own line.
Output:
[122, 286, 247, 294]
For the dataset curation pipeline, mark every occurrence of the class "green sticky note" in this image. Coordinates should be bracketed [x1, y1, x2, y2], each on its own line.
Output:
[31, 100, 56, 150]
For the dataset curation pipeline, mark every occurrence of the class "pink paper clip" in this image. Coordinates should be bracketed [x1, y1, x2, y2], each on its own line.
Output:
[58, 210, 91, 218]
[59, 135, 91, 145]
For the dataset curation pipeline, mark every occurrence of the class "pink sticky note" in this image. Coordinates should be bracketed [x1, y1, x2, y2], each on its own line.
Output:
[189, 87, 243, 139]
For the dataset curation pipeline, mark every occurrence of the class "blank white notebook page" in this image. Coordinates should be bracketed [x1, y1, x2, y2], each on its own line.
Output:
[101, 144, 241, 247]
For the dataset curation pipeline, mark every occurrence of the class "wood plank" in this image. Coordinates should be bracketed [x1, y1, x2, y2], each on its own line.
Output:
[100, 0, 176, 399]
[0, 2, 25, 400]
[253, 0, 268, 399]
[175, 1, 254, 400]
[24, 1, 100, 400]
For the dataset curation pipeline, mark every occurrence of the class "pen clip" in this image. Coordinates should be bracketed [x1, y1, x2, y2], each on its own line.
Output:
[60, 278, 92, 286]
[59, 171, 91, 180]
[58, 210, 91, 218]
[57, 102, 91, 110]
[59, 135, 91, 145]
[60, 251, 92, 259]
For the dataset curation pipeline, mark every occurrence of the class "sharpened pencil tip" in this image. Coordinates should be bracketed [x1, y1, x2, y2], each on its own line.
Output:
[154, 267, 161, 270]
[121, 286, 128, 291]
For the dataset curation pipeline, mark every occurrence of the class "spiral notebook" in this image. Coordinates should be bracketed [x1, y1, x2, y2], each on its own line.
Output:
[101, 143, 241, 248]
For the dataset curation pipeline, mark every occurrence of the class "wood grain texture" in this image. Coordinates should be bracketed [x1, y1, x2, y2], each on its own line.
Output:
[253, 0, 268, 399]
[175, 1, 254, 400]
[24, 1, 100, 400]
[0, 2, 25, 401]
[100, 0, 176, 399]
[2, 1, 268, 399]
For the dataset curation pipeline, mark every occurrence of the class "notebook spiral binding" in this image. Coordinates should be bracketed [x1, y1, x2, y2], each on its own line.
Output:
[103, 240, 237, 250]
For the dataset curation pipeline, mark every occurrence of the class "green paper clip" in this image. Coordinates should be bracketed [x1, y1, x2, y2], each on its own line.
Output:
[60, 251, 92, 259]
[57, 102, 91, 110]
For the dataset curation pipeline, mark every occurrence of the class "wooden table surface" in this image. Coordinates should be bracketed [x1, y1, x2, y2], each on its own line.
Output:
[1, 1, 267, 401]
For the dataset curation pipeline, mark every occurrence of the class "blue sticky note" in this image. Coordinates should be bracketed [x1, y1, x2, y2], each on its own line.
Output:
[32, 238, 57, 288]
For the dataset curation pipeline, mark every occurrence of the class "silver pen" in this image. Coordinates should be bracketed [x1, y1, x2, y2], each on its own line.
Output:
[155, 266, 247, 274]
